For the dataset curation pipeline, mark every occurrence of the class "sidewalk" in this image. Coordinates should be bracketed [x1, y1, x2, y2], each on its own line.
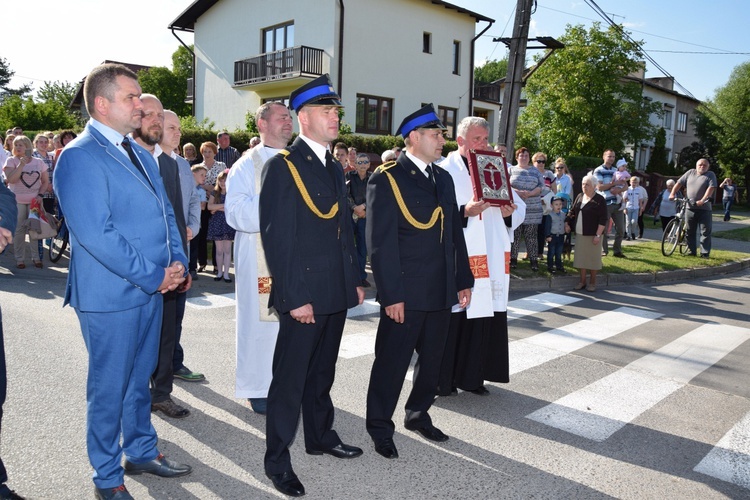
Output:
[509, 213, 750, 292]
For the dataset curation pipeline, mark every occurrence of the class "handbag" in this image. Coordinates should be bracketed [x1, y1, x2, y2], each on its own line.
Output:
[25, 198, 59, 239]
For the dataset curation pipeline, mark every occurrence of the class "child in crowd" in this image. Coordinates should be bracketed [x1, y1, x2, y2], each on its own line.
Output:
[614, 158, 631, 188]
[207, 169, 234, 283]
[545, 196, 567, 273]
[188, 165, 208, 278]
[622, 176, 645, 240]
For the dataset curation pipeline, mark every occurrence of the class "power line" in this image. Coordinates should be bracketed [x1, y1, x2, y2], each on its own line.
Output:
[648, 50, 750, 55]
[538, 4, 736, 54]
[581, 0, 696, 99]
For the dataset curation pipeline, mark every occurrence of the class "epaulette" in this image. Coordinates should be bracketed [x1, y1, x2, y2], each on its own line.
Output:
[375, 160, 397, 174]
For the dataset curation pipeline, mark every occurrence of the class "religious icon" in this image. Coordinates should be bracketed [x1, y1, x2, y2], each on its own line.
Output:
[467, 149, 514, 207]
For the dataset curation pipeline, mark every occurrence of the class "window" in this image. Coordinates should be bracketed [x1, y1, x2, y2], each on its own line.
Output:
[677, 112, 688, 133]
[452, 41, 461, 75]
[663, 108, 673, 130]
[262, 96, 290, 107]
[263, 22, 294, 76]
[356, 94, 393, 135]
[438, 105, 457, 139]
[263, 22, 294, 52]
[423, 32, 432, 54]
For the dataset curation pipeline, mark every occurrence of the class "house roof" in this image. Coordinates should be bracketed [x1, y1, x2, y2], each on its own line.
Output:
[70, 60, 153, 110]
[169, 0, 492, 31]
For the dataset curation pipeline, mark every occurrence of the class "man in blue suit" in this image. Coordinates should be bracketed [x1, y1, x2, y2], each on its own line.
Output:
[0, 182, 22, 499]
[54, 64, 192, 500]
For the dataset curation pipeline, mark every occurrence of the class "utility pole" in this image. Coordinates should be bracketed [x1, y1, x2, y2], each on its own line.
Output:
[498, 0, 534, 154]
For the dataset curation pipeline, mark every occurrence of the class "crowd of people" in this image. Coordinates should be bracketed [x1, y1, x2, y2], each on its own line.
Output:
[0, 62, 735, 499]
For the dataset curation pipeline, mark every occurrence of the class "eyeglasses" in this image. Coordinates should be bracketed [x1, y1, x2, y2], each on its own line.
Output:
[536, 160, 546, 164]
[555, 167, 564, 170]
[356, 160, 369, 165]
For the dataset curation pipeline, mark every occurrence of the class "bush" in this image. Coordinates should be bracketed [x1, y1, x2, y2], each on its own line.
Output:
[566, 155, 601, 171]
[331, 133, 457, 158]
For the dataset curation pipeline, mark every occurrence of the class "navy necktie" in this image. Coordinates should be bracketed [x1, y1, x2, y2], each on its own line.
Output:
[121, 137, 149, 181]
[426, 164, 436, 185]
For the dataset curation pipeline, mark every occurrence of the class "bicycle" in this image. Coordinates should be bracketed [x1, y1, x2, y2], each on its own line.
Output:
[49, 215, 69, 263]
[661, 198, 691, 256]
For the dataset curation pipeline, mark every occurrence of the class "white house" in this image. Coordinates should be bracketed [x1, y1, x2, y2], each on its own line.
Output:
[169, 0, 496, 140]
[623, 70, 701, 170]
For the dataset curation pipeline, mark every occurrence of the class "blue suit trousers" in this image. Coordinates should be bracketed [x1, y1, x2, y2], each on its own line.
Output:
[76, 294, 162, 488]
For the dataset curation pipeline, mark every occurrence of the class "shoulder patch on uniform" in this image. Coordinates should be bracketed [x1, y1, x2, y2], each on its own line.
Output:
[375, 160, 397, 174]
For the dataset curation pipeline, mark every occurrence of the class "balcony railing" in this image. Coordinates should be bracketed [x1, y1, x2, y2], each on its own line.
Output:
[234, 46, 325, 86]
[473, 82, 501, 103]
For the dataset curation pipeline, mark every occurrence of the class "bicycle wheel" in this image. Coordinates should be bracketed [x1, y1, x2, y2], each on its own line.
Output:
[49, 231, 68, 263]
[661, 218, 680, 256]
[678, 223, 690, 255]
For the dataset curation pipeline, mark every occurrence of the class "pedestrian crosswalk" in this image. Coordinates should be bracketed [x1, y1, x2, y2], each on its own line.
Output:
[528, 323, 750, 442]
[335, 290, 750, 493]
[187, 285, 750, 493]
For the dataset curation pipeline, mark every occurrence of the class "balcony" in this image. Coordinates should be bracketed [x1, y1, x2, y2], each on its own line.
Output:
[473, 82, 501, 104]
[234, 46, 325, 87]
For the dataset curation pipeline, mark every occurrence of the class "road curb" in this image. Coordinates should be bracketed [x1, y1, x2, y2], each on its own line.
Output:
[510, 257, 750, 292]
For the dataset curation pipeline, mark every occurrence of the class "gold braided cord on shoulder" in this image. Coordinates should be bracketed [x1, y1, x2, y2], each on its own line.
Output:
[383, 170, 444, 242]
[375, 160, 397, 174]
[280, 149, 338, 220]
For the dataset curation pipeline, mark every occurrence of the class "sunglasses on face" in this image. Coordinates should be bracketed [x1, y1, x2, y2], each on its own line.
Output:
[356, 160, 369, 165]
[555, 167, 564, 170]
[536, 160, 546, 164]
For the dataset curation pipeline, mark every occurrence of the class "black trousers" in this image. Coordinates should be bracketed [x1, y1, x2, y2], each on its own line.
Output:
[150, 291, 177, 403]
[264, 311, 346, 475]
[172, 291, 187, 371]
[366, 308, 451, 440]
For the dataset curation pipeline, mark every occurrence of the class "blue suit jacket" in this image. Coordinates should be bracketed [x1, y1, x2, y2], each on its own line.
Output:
[54, 122, 187, 312]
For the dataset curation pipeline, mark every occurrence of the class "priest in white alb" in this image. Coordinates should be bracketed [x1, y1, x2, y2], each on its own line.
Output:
[225, 102, 294, 414]
[437, 117, 525, 396]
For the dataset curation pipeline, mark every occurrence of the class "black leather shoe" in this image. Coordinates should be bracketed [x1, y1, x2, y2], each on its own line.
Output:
[373, 437, 399, 459]
[151, 398, 190, 418]
[468, 385, 490, 396]
[613, 252, 626, 258]
[124, 454, 192, 477]
[266, 470, 305, 497]
[95, 485, 133, 500]
[306, 442, 363, 459]
[404, 422, 449, 442]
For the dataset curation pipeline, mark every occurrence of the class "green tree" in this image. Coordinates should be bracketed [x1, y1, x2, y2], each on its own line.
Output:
[698, 61, 750, 193]
[0, 95, 77, 131]
[138, 66, 191, 116]
[677, 141, 713, 172]
[475, 58, 508, 84]
[37, 80, 78, 108]
[645, 127, 671, 174]
[172, 44, 194, 83]
[515, 23, 661, 158]
[0, 57, 32, 103]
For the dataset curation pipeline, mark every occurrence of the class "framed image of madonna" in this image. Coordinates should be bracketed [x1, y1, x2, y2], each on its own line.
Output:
[467, 149, 514, 207]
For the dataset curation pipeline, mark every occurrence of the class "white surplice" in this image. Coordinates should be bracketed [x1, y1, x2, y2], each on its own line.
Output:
[226, 144, 281, 398]
[439, 151, 525, 317]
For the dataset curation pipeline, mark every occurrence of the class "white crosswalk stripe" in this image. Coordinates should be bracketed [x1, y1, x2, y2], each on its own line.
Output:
[694, 410, 750, 489]
[338, 292, 581, 360]
[527, 323, 750, 442]
[509, 306, 662, 375]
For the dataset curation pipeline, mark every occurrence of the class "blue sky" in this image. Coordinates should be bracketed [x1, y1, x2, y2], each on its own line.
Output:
[464, 0, 750, 101]
[2, 1, 747, 102]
